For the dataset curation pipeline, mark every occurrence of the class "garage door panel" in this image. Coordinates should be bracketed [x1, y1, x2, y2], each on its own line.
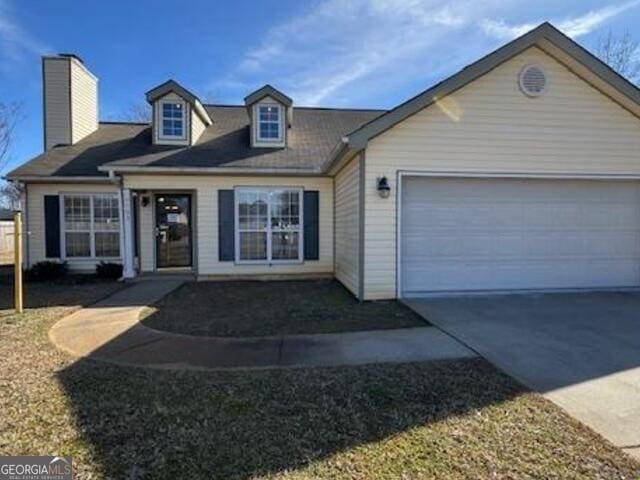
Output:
[401, 178, 640, 294]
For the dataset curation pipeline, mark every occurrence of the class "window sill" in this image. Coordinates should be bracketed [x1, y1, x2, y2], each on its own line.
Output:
[154, 137, 189, 146]
[62, 256, 122, 262]
[252, 141, 285, 148]
[234, 260, 304, 266]
[159, 135, 186, 141]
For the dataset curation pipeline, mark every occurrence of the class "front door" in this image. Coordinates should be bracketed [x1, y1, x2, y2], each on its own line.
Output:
[155, 194, 192, 268]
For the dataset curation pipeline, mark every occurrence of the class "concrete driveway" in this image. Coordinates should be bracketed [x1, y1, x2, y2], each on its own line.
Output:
[405, 291, 640, 460]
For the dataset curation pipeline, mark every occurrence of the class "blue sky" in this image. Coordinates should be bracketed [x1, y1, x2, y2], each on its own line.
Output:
[1, 0, 639, 174]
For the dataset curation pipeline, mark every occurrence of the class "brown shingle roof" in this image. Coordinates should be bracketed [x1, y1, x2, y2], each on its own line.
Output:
[7, 105, 383, 179]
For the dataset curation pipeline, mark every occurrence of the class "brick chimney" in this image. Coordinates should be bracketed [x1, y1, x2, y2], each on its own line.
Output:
[42, 53, 98, 150]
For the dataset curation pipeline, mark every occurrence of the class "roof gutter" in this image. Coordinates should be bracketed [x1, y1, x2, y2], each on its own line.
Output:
[3, 175, 118, 184]
[193, 100, 213, 126]
[98, 165, 328, 177]
[322, 136, 364, 175]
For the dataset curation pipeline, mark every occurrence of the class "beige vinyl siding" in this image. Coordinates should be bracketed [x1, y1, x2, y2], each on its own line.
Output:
[123, 175, 333, 275]
[363, 46, 640, 300]
[138, 191, 155, 272]
[334, 154, 361, 296]
[26, 183, 120, 271]
[43, 58, 71, 149]
[191, 107, 207, 143]
[153, 93, 191, 146]
[69, 58, 98, 144]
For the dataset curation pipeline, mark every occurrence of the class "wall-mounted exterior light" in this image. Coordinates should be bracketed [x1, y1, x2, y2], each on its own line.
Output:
[377, 176, 391, 198]
[141, 195, 150, 207]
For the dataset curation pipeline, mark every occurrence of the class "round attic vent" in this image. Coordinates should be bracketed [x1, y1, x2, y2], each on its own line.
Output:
[519, 65, 547, 97]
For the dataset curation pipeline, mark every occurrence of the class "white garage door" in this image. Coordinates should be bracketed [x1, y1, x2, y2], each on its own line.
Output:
[401, 177, 640, 295]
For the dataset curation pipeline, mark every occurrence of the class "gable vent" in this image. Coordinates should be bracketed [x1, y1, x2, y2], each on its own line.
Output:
[519, 65, 547, 97]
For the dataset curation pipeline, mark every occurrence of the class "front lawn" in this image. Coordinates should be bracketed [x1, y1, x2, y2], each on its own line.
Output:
[1, 279, 638, 479]
[0, 274, 124, 326]
[141, 279, 428, 337]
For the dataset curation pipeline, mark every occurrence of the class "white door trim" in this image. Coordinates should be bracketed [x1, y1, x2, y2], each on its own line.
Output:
[395, 170, 640, 298]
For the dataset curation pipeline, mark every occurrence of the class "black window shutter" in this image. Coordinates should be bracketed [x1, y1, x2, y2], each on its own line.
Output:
[218, 190, 235, 261]
[44, 195, 61, 258]
[303, 190, 319, 260]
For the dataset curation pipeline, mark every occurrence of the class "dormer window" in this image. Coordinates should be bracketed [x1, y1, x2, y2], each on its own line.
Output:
[146, 80, 212, 146]
[258, 105, 282, 142]
[160, 101, 185, 139]
[244, 85, 292, 148]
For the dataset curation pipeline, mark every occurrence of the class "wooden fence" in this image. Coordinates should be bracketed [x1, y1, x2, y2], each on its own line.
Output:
[0, 220, 14, 265]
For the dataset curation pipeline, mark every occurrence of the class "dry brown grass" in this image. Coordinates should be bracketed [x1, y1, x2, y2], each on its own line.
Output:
[0, 279, 638, 479]
[142, 280, 427, 336]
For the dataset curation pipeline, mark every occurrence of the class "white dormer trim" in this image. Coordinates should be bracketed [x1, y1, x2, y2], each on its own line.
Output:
[252, 97, 286, 148]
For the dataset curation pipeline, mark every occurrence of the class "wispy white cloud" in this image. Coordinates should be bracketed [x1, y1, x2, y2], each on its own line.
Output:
[220, 0, 504, 105]
[216, 0, 640, 107]
[559, 1, 640, 37]
[0, 0, 51, 68]
[481, 0, 640, 40]
[479, 19, 538, 40]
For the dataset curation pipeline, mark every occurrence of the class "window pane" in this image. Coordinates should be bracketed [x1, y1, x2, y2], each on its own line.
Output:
[258, 105, 280, 140]
[94, 196, 120, 231]
[239, 232, 267, 260]
[161, 102, 184, 137]
[271, 190, 300, 230]
[272, 232, 299, 260]
[65, 232, 91, 257]
[259, 123, 279, 139]
[163, 103, 182, 115]
[162, 120, 182, 137]
[259, 105, 279, 120]
[95, 232, 120, 257]
[238, 192, 268, 230]
[64, 196, 91, 231]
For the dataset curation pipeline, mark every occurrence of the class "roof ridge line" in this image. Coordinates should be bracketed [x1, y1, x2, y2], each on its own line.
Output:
[203, 103, 387, 112]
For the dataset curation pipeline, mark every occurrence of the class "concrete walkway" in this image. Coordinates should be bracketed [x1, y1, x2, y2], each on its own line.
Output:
[50, 280, 475, 371]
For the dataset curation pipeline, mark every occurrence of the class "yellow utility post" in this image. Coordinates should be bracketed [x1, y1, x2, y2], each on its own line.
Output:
[13, 211, 23, 314]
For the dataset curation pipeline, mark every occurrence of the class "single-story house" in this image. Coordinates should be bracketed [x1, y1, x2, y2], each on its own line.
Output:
[6, 23, 640, 300]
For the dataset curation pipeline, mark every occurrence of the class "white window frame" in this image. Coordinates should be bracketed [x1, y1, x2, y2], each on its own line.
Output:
[159, 100, 186, 140]
[255, 103, 283, 143]
[234, 187, 303, 265]
[60, 193, 121, 260]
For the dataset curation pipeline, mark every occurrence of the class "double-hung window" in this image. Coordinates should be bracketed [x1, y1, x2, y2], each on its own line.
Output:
[160, 101, 185, 139]
[236, 188, 302, 263]
[257, 105, 281, 142]
[62, 194, 120, 258]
